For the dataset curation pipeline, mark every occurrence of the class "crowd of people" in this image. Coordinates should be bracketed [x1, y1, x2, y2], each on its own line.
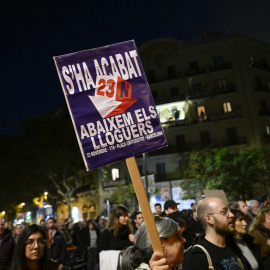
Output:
[0, 194, 269, 270]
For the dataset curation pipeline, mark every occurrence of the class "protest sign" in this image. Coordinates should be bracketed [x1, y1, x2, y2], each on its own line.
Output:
[54, 40, 167, 171]
[54, 40, 166, 254]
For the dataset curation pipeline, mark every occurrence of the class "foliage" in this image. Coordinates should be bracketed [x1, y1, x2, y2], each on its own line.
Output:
[181, 146, 268, 201]
[110, 183, 136, 205]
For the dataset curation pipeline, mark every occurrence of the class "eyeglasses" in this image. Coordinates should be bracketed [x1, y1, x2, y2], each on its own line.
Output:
[208, 208, 232, 217]
[25, 239, 46, 248]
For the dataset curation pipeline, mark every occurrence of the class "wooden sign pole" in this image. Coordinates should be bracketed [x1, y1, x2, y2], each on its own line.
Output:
[126, 156, 164, 254]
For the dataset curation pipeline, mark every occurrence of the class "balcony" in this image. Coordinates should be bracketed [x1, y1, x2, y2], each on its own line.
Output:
[188, 90, 210, 99]
[210, 62, 232, 72]
[177, 140, 218, 152]
[155, 95, 186, 105]
[214, 84, 236, 95]
[211, 111, 241, 121]
[185, 68, 206, 77]
[162, 115, 211, 129]
[254, 84, 270, 93]
[148, 72, 182, 83]
[250, 61, 270, 72]
[222, 136, 247, 147]
[259, 108, 270, 116]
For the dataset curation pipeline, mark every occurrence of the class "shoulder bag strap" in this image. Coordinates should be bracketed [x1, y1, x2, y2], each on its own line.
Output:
[193, 244, 214, 270]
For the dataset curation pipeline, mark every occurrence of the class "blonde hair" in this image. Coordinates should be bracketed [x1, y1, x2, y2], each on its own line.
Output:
[249, 208, 270, 232]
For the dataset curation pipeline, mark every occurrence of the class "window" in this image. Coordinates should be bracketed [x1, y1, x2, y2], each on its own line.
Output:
[217, 78, 228, 89]
[214, 56, 224, 66]
[156, 163, 166, 182]
[176, 134, 186, 152]
[189, 61, 199, 70]
[223, 102, 232, 113]
[197, 106, 207, 120]
[266, 126, 270, 135]
[200, 131, 211, 146]
[192, 83, 202, 92]
[111, 168, 120, 181]
[167, 65, 177, 79]
[255, 77, 262, 86]
[170, 87, 179, 96]
[261, 59, 268, 68]
[226, 127, 238, 145]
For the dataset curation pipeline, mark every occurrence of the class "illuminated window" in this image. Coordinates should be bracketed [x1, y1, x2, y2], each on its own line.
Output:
[223, 102, 232, 113]
[197, 106, 207, 120]
[112, 168, 119, 181]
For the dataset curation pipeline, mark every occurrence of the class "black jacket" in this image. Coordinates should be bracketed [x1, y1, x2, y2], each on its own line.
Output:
[97, 227, 132, 253]
[226, 234, 264, 270]
[0, 229, 15, 270]
[48, 230, 66, 264]
[83, 227, 100, 249]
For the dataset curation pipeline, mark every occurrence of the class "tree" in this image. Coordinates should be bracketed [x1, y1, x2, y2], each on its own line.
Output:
[181, 146, 268, 201]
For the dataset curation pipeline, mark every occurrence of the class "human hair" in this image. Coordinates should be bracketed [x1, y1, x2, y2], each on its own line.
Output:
[47, 217, 56, 223]
[11, 224, 50, 270]
[131, 211, 142, 220]
[154, 203, 161, 208]
[87, 219, 97, 229]
[106, 206, 132, 236]
[247, 200, 259, 210]
[230, 209, 246, 224]
[121, 216, 178, 269]
[261, 194, 269, 203]
[249, 208, 270, 232]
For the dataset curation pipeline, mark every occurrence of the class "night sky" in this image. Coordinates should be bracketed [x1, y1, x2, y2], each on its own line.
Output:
[1, 0, 270, 135]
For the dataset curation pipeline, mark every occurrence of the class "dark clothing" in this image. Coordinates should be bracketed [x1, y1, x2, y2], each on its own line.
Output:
[183, 235, 245, 270]
[83, 228, 100, 249]
[0, 229, 15, 270]
[48, 230, 66, 265]
[226, 234, 263, 270]
[97, 227, 132, 253]
[187, 217, 204, 238]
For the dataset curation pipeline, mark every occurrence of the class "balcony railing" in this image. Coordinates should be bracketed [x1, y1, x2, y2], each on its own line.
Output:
[148, 72, 182, 83]
[188, 90, 210, 99]
[177, 140, 218, 152]
[250, 61, 270, 72]
[259, 108, 270, 116]
[162, 116, 211, 129]
[211, 111, 241, 121]
[214, 84, 236, 95]
[254, 84, 270, 93]
[222, 136, 247, 147]
[185, 68, 206, 77]
[210, 62, 232, 72]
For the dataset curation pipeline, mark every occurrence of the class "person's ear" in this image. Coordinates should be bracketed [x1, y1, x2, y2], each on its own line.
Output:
[205, 214, 214, 225]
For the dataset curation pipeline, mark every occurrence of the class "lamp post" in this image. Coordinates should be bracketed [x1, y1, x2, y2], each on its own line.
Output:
[21, 203, 25, 223]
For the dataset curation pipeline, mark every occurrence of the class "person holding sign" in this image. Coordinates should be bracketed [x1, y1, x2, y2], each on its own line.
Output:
[121, 216, 185, 270]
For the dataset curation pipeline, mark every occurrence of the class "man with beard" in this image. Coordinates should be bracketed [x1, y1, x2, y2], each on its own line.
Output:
[183, 197, 245, 270]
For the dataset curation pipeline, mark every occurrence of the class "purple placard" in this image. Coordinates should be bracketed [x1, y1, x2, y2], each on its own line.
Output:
[54, 40, 167, 170]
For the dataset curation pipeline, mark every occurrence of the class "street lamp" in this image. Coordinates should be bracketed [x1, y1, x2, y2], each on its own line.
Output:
[44, 192, 48, 200]
[21, 203, 25, 223]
